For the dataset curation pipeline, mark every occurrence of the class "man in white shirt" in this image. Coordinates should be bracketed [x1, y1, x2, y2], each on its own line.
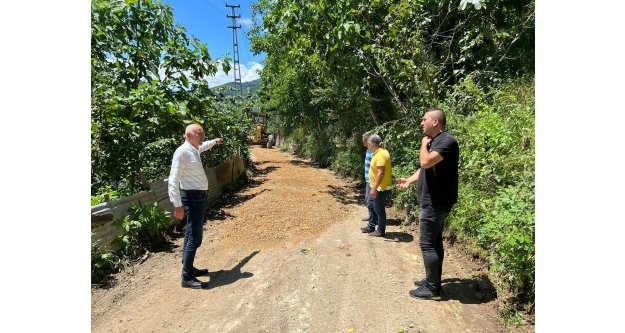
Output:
[168, 124, 223, 289]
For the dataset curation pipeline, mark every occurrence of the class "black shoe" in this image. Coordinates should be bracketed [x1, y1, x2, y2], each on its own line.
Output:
[369, 230, 385, 237]
[360, 226, 374, 233]
[413, 280, 443, 294]
[409, 285, 441, 300]
[414, 279, 425, 287]
[193, 267, 209, 277]
[181, 278, 208, 289]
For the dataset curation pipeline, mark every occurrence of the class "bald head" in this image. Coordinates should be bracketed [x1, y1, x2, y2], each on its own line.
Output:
[185, 123, 205, 148]
[185, 123, 203, 136]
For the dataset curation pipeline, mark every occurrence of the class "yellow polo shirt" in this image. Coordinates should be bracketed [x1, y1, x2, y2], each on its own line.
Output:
[369, 148, 392, 191]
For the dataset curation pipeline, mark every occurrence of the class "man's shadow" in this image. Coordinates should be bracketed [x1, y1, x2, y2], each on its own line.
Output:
[438, 277, 497, 304]
[203, 250, 260, 289]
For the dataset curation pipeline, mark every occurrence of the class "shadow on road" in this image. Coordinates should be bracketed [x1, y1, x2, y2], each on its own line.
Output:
[439, 276, 497, 304]
[204, 250, 260, 290]
[383, 232, 414, 243]
[240, 165, 277, 190]
[288, 159, 324, 169]
[324, 184, 361, 205]
[205, 208, 235, 221]
[253, 165, 280, 176]
[219, 190, 270, 210]
[240, 162, 279, 191]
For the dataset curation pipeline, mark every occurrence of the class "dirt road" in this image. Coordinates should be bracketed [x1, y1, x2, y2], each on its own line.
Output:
[91, 146, 526, 333]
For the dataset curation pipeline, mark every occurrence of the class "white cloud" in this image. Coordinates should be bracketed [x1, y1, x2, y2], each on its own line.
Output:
[239, 17, 253, 28]
[204, 66, 232, 87]
[205, 61, 263, 87]
[241, 62, 263, 82]
[152, 61, 262, 89]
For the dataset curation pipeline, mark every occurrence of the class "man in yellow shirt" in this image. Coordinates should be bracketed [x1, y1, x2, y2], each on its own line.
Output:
[360, 134, 392, 237]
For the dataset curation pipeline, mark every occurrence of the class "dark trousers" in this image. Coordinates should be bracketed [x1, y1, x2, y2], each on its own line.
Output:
[368, 189, 391, 234]
[181, 191, 207, 281]
[419, 204, 452, 291]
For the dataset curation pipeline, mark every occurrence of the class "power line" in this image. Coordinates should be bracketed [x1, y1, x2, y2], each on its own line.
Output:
[196, 1, 255, 64]
[193, 1, 257, 84]
[198, 0, 226, 16]
[239, 25, 255, 68]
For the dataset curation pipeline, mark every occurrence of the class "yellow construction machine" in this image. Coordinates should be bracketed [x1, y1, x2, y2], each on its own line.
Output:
[249, 112, 269, 145]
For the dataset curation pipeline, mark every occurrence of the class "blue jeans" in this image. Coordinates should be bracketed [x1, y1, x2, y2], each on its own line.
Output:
[181, 191, 207, 281]
[365, 182, 376, 227]
[368, 189, 390, 234]
[419, 204, 452, 291]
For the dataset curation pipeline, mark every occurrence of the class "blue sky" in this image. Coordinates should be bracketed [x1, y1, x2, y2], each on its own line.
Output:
[161, 0, 265, 87]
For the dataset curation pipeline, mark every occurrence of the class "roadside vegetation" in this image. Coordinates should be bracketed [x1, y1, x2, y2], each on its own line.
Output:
[91, 0, 254, 197]
[249, 0, 534, 323]
[90, 0, 254, 284]
[91, 0, 534, 325]
[91, 202, 173, 285]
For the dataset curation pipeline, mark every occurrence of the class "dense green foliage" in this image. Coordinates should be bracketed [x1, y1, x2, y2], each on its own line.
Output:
[112, 201, 174, 258]
[456, 78, 534, 309]
[92, 202, 174, 284]
[91, 185, 122, 206]
[250, 0, 534, 318]
[383, 77, 535, 314]
[249, 0, 534, 161]
[91, 0, 254, 196]
[91, 235, 126, 285]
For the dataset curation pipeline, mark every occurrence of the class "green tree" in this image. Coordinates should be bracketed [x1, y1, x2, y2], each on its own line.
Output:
[91, 0, 251, 194]
[249, 0, 535, 317]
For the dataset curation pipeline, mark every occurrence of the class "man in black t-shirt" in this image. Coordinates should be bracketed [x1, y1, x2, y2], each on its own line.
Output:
[396, 108, 459, 300]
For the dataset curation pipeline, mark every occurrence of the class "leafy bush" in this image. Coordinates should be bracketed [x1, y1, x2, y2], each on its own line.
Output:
[92, 201, 175, 285]
[91, 185, 125, 206]
[479, 184, 534, 293]
[331, 136, 364, 178]
[285, 126, 333, 165]
[139, 138, 183, 185]
[112, 201, 174, 259]
[445, 77, 535, 310]
[91, 235, 126, 284]
[374, 76, 535, 314]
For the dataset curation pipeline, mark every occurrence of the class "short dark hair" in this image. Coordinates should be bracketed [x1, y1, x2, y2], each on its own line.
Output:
[426, 108, 446, 128]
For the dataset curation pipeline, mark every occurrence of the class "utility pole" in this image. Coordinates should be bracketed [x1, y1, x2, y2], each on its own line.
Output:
[226, 4, 243, 95]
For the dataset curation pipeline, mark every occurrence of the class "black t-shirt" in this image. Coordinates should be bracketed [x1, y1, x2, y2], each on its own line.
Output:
[417, 131, 459, 206]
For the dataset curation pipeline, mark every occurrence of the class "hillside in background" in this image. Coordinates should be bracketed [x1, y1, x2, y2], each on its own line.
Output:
[213, 79, 260, 97]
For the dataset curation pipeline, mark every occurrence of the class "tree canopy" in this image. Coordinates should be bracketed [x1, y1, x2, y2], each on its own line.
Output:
[249, 0, 535, 318]
[91, 0, 252, 195]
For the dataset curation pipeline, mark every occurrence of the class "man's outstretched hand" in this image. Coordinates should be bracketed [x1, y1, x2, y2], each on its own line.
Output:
[396, 178, 410, 190]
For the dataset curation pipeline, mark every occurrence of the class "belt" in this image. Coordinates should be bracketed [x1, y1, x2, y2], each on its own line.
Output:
[181, 189, 207, 195]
